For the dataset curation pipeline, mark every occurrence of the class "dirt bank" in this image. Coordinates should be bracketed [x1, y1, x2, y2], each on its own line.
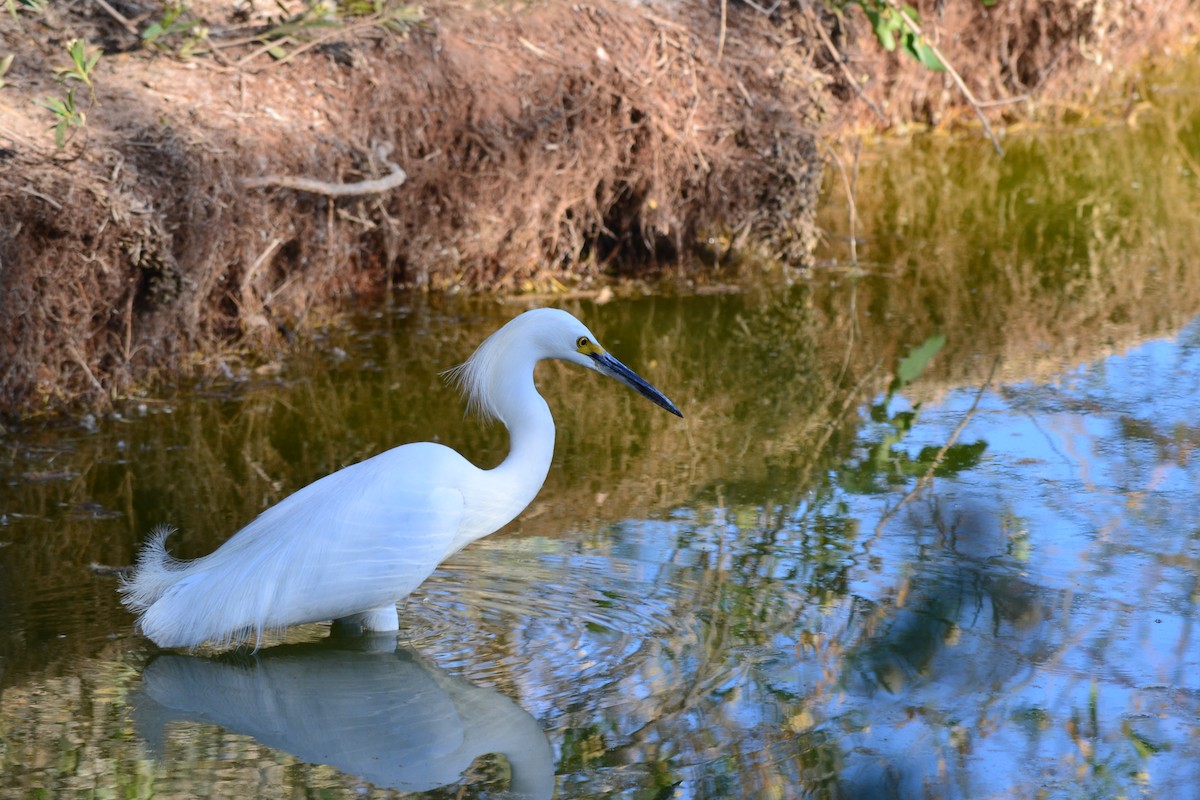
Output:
[0, 1, 1196, 418]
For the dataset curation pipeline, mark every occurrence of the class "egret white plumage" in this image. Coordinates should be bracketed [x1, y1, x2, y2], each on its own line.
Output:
[121, 308, 682, 649]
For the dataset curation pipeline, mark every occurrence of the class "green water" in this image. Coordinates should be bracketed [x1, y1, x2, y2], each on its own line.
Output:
[3, 70, 1200, 799]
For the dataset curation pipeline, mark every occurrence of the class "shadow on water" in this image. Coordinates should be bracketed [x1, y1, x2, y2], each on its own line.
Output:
[1, 61, 1200, 799]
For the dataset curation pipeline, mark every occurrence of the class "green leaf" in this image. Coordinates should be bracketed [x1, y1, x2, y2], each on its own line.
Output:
[895, 334, 945, 388]
[902, 32, 945, 71]
[862, 5, 898, 52]
[889, 409, 918, 436]
[69, 39, 86, 68]
[37, 95, 68, 115]
[855, 0, 946, 73]
[922, 440, 987, 475]
[1122, 722, 1164, 758]
[913, 43, 944, 71]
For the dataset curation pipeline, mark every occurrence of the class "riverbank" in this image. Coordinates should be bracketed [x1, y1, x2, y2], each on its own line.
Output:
[1, 0, 1196, 418]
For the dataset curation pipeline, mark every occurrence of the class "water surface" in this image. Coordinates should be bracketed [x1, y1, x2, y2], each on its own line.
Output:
[2, 68, 1200, 799]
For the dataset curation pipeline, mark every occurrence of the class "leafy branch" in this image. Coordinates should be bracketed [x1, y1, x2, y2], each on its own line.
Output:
[237, 1, 424, 67]
[855, 1, 944, 71]
[3, 0, 46, 20]
[55, 38, 102, 100]
[844, 0, 1006, 156]
[142, 2, 211, 58]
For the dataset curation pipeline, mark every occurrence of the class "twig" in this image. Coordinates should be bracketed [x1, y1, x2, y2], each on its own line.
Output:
[67, 342, 107, 397]
[741, 0, 781, 13]
[204, 37, 239, 70]
[241, 161, 408, 197]
[235, 35, 296, 68]
[235, 16, 384, 70]
[870, 356, 1001, 542]
[882, 0, 1005, 156]
[820, 137, 863, 268]
[94, 0, 139, 36]
[804, 5, 889, 127]
[241, 236, 283, 296]
[18, 185, 63, 210]
[716, 0, 727, 62]
[974, 94, 1031, 108]
[518, 37, 562, 64]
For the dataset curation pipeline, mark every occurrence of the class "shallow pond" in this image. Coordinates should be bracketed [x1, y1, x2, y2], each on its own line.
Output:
[3, 71, 1200, 799]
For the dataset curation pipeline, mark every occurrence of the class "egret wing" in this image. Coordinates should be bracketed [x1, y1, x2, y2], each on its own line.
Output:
[135, 442, 470, 648]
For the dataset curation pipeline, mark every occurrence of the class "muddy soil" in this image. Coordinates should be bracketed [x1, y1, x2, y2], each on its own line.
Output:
[0, 0, 1195, 418]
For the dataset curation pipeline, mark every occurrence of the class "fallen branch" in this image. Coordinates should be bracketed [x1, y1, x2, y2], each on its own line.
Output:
[241, 161, 408, 197]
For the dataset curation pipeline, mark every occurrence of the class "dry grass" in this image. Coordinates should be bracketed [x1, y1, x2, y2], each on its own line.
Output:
[0, 0, 827, 418]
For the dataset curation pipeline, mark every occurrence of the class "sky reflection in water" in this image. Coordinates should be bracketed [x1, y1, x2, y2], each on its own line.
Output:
[376, 311, 1200, 799]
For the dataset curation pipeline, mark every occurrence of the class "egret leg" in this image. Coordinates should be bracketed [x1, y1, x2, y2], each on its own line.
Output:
[334, 604, 399, 632]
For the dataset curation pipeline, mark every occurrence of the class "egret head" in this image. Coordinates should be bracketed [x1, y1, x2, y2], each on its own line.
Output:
[449, 308, 682, 422]
[565, 326, 683, 418]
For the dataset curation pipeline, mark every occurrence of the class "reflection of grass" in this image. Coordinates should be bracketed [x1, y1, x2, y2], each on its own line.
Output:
[816, 67, 1200, 396]
[0, 288, 1189, 796]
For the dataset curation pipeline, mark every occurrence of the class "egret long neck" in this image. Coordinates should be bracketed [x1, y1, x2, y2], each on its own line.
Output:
[492, 389, 556, 505]
[452, 369, 557, 554]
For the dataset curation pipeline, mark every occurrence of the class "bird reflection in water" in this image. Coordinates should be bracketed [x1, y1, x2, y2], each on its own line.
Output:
[131, 635, 554, 799]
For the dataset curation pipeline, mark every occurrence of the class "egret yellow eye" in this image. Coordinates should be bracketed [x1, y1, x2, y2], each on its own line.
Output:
[576, 336, 590, 349]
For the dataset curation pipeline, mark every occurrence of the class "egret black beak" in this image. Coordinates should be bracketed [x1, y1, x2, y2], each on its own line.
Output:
[592, 352, 683, 418]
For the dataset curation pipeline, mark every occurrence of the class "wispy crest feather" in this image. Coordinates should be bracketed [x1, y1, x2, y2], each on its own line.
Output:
[444, 311, 555, 423]
[444, 345, 501, 422]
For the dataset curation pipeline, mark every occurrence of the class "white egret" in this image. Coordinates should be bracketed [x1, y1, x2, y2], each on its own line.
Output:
[121, 307, 682, 649]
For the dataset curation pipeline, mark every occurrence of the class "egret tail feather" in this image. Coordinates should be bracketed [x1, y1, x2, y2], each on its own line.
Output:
[119, 525, 185, 612]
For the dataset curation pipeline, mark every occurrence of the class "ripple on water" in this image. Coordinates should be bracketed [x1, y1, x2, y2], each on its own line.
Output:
[393, 533, 692, 708]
